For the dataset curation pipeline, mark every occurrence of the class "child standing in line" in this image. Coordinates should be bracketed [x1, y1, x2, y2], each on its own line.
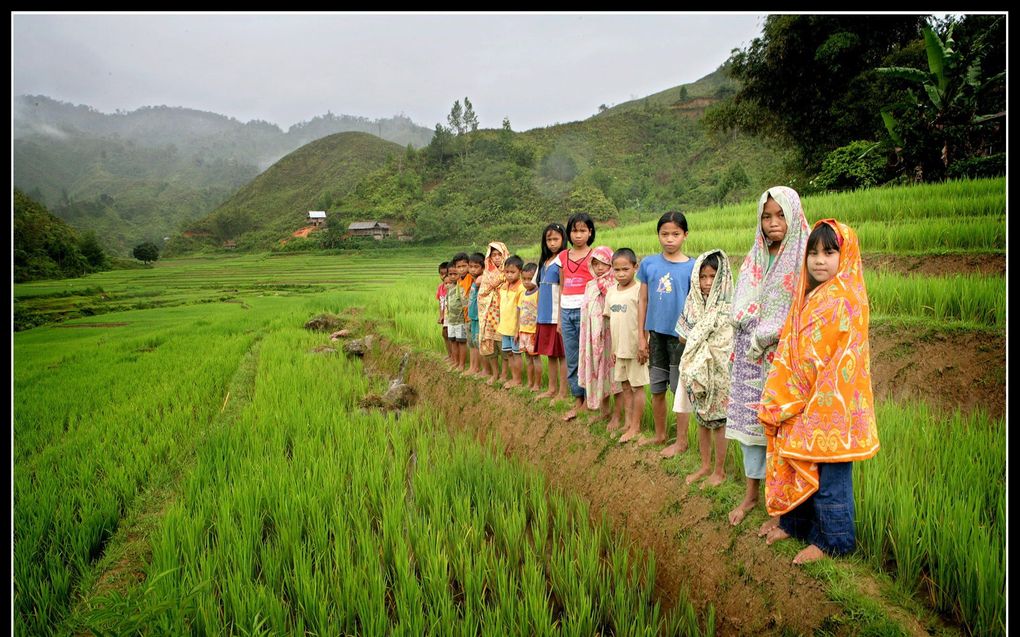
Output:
[497, 256, 526, 388]
[443, 266, 461, 367]
[676, 250, 734, 487]
[446, 253, 470, 371]
[726, 187, 809, 529]
[535, 223, 569, 403]
[465, 253, 486, 377]
[636, 211, 696, 458]
[558, 214, 597, 421]
[437, 261, 450, 356]
[478, 242, 509, 385]
[518, 262, 542, 392]
[758, 220, 879, 565]
[604, 248, 648, 443]
[579, 246, 624, 428]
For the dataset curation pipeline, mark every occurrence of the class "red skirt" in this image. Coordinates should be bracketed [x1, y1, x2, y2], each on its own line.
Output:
[534, 323, 565, 357]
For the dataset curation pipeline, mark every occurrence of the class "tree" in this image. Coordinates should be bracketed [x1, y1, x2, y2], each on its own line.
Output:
[133, 242, 160, 264]
[78, 231, 109, 270]
[877, 18, 1005, 179]
[462, 97, 479, 133]
[447, 100, 465, 136]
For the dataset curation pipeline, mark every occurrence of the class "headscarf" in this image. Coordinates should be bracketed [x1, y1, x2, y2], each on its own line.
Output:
[478, 242, 509, 347]
[579, 246, 620, 409]
[677, 250, 735, 423]
[731, 187, 810, 363]
[758, 220, 879, 516]
[587, 246, 615, 297]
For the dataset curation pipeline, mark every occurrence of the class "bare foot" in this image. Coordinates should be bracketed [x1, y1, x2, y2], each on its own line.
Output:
[793, 544, 826, 565]
[704, 473, 726, 488]
[562, 409, 578, 422]
[606, 418, 622, 433]
[765, 526, 790, 546]
[504, 381, 520, 389]
[539, 390, 555, 399]
[637, 435, 666, 447]
[529, 384, 541, 393]
[685, 467, 710, 485]
[659, 441, 687, 458]
[758, 516, 781, 538]
[485, 377, 497, 387]
[618, 429, 640, 443]
[727, 500, 757, 526]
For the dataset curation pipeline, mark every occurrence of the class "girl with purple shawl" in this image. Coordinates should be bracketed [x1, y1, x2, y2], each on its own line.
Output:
[725, 187, 809, 528]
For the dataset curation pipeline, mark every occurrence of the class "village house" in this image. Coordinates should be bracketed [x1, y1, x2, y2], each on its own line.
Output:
[307, 210, 327, 227]
[348, 221, 391, 240]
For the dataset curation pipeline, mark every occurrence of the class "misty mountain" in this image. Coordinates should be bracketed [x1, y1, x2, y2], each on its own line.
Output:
[13, 95, 434, 254]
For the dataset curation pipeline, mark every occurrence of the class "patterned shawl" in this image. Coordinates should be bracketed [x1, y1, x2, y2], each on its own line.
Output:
[731, 187, 810, 363]
[759, 220, 879, 516]
[478, 242, 509, 340]
[579, 246, 620, 409]
[677, 250, 735, 423]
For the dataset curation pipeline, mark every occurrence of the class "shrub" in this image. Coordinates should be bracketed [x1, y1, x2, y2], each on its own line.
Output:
[814, 140, 889, 191]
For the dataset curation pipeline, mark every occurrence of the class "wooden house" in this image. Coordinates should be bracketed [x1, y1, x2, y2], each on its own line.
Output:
[307, 210, 327, 227]
[347, 221, 391, 240]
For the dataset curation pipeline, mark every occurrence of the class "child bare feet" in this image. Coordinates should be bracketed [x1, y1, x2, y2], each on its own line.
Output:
[758, 516, 781, 537]
[562, 409, 578, 422]
[793, 544, 826, 565]
[619, 428, 640, 443]
[659, 440, 687, 458]
[637, 435, 666, 447]
[728, 500, 756, 526]
[765, 526, 790, 545]
[685, 467, 710, 485]
[504, 380, 520, 389]
[704, 472, 726, 488]
[606, 417, 622, 433]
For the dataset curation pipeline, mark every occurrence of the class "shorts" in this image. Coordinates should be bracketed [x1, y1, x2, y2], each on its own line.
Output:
[468, 320, 480, 348]
[534, 323, 565, 357]
[741, 443, 767, 480]
[501, 335, 521, 354]
[518, 331, 537, 356]
[447, 323, 467, 342]
[613, 357, 650, 387]
[698, 418, 726, 431]
[648, 331, 684, 395]
[672, 384, 694, 413]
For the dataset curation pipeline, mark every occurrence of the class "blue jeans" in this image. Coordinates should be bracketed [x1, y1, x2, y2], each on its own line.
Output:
[560, 307, 585, 399]
[779, 462, 856, 556]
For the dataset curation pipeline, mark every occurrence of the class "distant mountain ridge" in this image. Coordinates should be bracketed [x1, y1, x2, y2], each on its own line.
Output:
[13, 95, 435, 254]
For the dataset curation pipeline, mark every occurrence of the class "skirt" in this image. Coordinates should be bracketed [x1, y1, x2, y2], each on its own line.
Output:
[534, 323, 565, 357]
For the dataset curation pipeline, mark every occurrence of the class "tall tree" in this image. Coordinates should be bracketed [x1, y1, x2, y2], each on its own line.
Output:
[447, 100, 465, 136]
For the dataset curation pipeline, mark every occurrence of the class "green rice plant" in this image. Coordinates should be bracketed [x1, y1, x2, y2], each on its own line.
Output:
[865, 272, 1005, 327]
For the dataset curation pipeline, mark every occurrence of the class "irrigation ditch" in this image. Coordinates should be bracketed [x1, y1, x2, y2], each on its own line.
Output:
[358, 335, 944, 637]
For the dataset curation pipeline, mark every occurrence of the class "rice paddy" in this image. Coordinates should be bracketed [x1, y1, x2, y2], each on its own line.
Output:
[13, 177, 1006, 635]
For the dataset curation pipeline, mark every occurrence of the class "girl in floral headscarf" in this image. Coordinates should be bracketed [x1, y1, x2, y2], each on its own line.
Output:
[726, 187, 810, 528]
[758, 220, 879, 564]
[478, 241, 509, 384]
[676, 249, 734, 488]
[578, 246, 623, 426]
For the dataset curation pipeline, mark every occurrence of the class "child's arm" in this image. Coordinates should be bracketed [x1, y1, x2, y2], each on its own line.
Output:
[637, 282, 649, 364]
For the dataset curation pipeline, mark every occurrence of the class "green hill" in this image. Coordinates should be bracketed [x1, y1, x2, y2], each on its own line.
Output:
[167, 132, 404, 253]
[594, 68, 738, 118]
[13, 189, 107, 282]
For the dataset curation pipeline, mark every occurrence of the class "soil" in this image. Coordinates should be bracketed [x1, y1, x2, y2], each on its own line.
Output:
[869, 324, 1005, 420]
[862, 253, 1005, 277]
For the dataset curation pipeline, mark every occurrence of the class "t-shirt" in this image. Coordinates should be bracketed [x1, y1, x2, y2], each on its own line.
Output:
[637, 253, 696, 336]
[497, 282, 525, 337]
[468, 281, 480, 321]
[446, 282, 467, 326]
[557, 249, 594, 310]
[518, 289, 539, 334]
[458, 274, 474, 322]
[436, 282, 447, 317]
[536, 259, 561, 324]
[603, 282, 642, 359]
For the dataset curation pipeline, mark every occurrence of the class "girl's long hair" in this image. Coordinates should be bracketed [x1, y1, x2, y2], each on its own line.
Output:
[536, 222, 567, 285]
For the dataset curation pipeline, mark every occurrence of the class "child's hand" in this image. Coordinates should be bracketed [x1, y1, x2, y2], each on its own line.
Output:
[637, 342, 649, 365]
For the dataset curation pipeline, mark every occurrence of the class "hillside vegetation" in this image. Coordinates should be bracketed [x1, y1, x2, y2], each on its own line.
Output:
[13, 189, 109, 282]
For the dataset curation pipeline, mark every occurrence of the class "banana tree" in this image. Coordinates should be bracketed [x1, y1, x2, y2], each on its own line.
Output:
[877, 21, 1004, 174]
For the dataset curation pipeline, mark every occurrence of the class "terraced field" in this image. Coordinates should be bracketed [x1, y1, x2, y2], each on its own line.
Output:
[13, 178, 1005, 635]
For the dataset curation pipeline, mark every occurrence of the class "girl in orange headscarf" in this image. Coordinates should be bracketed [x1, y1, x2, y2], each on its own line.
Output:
[757, 220, 880, 564]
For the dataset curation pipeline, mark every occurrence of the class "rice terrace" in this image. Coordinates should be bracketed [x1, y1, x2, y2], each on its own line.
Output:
[12, 178, 1005, 636]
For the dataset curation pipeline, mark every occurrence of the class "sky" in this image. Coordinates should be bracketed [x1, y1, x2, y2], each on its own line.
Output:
[12, 12, 767, 133]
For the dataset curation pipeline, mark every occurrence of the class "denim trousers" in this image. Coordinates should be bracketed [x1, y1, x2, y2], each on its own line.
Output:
[560, 307, 585, 398]
[778, 462, 856, 556]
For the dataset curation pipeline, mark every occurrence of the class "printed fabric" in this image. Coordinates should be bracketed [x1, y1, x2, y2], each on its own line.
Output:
[636, 254, 695, 336]
[578, 246, 621, 409]
[677, 250, 735, 423]
[518, 290, 539, 334]
[479, 242, 509, 343]
[759, 220, 879, 516]
[446, 281, 467, 326]
[726, 187, 809, 446]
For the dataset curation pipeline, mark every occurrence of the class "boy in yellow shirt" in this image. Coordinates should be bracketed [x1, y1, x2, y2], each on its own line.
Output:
[497, 255, 525, 388]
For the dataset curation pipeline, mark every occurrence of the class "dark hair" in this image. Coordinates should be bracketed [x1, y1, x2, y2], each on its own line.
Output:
[523, 262, 538, 273]
[566, 213, 596, 246]
[504, 255, 525, 270]
[700, 253, 721, 273]
[536, 223, 567, 286]
[656, 210, 689, 233]
[451, 252, 469, 265]
[439, 261, 449, 272]
[612, 248, 637, 265]
[806, 223, 840, 254]
[468, 252, 485, 265]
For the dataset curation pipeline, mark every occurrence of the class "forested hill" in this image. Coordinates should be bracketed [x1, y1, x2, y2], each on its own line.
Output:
[12, 95, 434, 255]
[171, 69, 801, 253]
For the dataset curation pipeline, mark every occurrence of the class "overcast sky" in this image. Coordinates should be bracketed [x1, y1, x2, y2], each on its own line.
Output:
[12, 12, 767, 132]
